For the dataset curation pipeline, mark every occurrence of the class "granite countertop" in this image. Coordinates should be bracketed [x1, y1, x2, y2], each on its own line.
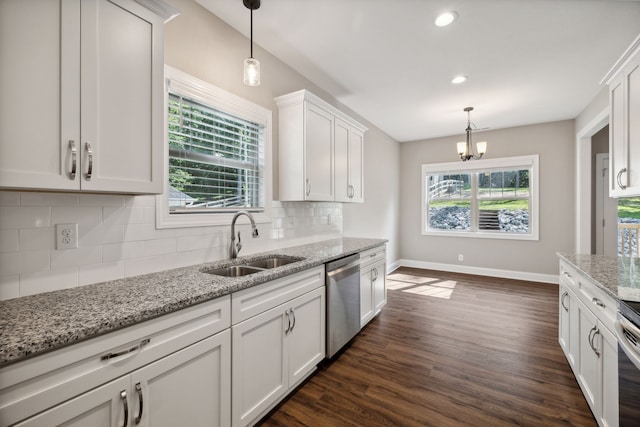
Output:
[557, 253, 640, 301]
[0, 237, 386, 367]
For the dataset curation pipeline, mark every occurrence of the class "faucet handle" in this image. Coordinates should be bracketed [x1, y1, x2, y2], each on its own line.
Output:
[236, 231, 242, 252]
[252, 227, 259, 238]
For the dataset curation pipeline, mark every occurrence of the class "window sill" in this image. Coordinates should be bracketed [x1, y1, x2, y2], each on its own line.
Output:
[422, 229, 539, 241]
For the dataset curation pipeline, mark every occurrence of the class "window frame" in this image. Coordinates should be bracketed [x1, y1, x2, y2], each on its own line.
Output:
[421, 155, 539, 240]
[156, 66, 272, 229]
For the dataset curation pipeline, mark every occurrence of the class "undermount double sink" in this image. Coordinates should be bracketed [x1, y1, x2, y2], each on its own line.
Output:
[202, 256, 303, 277]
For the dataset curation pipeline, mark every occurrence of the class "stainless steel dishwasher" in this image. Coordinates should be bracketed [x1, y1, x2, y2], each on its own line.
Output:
[326, 253, 361, 358]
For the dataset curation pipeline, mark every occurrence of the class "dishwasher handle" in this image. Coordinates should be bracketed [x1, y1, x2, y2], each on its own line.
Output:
[326, 254, 360, 277]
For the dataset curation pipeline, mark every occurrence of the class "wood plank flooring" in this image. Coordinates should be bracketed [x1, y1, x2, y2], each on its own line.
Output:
[258, 267, 596, 427]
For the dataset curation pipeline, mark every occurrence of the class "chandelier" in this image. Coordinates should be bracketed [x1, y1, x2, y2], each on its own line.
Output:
[457, 107, 487, 161]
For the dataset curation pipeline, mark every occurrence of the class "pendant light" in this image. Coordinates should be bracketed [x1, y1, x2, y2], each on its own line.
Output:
[457, 107, 487, 161]
[243, 0, 261, 86]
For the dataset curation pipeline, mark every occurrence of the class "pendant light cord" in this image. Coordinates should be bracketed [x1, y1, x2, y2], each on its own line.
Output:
[250, 9, 254, 58]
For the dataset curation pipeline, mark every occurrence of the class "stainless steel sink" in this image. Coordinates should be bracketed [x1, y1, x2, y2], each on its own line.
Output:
[203, 265, 264, 277]
[244, 256, 301, 269]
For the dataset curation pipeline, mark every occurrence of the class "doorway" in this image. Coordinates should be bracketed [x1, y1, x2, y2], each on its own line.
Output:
[594, 153, 618, 255]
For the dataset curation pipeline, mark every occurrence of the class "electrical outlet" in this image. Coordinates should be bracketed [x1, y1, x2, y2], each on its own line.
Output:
[458, 254, 464, 262]
[56, 223, 78, 250]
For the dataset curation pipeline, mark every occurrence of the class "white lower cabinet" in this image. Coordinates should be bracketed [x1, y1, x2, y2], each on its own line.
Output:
[360, 245, 386, 327]
[15, 331, 231, 427]
[0, 296, 231, 427]
[231, 267, 326, 427]
[558, 260, 618, 427]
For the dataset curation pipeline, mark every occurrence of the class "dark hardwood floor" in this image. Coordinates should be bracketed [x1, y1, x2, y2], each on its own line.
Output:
[259, 267, 596, 427]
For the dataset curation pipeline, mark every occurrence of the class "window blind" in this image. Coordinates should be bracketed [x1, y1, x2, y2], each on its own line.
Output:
[167, 92, 264, 213]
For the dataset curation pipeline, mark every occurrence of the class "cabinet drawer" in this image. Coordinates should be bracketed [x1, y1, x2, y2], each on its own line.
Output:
[0, 295, 230, 426]
[231, 266, 324, 325]
[360, 245, 386, 269]
[573, 275, 617, 333]
[559, 260, 578, 289]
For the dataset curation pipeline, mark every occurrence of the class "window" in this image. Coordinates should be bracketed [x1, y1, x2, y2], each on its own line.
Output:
[157, 66, 272, 228]
[422, 155, 539, 240]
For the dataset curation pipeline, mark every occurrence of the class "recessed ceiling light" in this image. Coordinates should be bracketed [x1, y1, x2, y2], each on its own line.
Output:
[435, 11, 457, 27]
[451, 75, 468, 84]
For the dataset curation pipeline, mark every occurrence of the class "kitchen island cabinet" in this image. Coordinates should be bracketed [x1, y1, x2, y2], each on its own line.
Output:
[558, 258, 618, 427]
[0, 0, 171, 194]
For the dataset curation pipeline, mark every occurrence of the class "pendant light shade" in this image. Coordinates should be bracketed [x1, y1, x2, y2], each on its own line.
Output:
[457, 107, 487, 161]
[243, 0, 261, 86]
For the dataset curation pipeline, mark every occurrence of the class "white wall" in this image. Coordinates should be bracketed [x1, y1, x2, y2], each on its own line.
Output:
[0, 0, 401, 299]
[399, 120, 576, 282]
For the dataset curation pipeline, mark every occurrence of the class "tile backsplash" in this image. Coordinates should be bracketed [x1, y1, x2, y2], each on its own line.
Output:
[0, 191, 342, 300]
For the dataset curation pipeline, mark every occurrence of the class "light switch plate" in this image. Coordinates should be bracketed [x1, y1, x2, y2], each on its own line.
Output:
[56, 223, 78, 250]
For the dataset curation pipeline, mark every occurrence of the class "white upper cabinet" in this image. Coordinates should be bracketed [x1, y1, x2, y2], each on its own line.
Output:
[275, 90, 367, 203]
[0, 0, 170, 194]
[603, 34, 640, 197]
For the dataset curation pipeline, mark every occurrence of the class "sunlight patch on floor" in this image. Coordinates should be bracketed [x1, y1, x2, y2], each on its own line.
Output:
[386, 275, 457, 300]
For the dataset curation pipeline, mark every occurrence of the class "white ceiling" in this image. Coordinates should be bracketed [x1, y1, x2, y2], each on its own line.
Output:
[195, 0, 640, 142]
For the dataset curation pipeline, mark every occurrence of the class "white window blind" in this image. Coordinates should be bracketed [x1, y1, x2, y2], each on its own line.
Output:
[167, 92, 265, 213]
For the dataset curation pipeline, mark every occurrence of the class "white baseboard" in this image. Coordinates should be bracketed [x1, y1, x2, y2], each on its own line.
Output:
[396, 259, 558, 284]
[387, 260, 402, 274]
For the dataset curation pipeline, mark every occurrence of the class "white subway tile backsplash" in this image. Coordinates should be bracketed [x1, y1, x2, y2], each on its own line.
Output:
[51, 206, 102, 226]
[0, 191, 20, 206]
[0, 193, 343, 297]
[0, 275, 19, 300]
[51, 246, 102, 269]
[103, 207, 145, 225]
[20, 227, 55, 251]
[0, 229, 19, 252]
[103, 242, 143, 263]
[79, 261, 125, 286]
[19, 250, 51, 274]
[20, 267, 78, 296]
[142, 238, 177, 257]
[0, 206, 51, 229]
[21, 192, 79, 207]
[79, 194, 125, 207]
[80, 223, 124, 246]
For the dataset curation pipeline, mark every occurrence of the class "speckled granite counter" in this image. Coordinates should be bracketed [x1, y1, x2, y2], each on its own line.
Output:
[0, 237, 386, 367]
[558, 253, 640, 302]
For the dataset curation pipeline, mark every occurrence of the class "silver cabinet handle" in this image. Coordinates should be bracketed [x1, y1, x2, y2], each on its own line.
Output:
[372, 267, 378, 282]
[284, 309, 291, 334]
[617, 167, 628, 190]
[592, 297, 605, 309]
[120, 390, 129, 427]
[561, 291, 569, 312]
[101, 338, 150, 361]
[85, 142, 93, 180]
[348, 184, 354, 198]
[563, 271, 572, 278]
[134, 382, 143, 424]
[290, 308, 296, 332]
[592, 328, 601, 357]
[305, 179, 310, 196]
[69, 140, 77, 180]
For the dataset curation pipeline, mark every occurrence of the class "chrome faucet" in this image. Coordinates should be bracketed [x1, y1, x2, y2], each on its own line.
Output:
[229, 211, 259, 258]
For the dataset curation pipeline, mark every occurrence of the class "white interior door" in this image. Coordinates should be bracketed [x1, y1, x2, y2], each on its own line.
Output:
[595, 153, 618, 256]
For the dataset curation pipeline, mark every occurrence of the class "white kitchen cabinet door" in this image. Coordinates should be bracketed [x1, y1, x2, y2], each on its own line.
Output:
[373, 261, 387, 314]
[0, 0, 79, 191]
[232, 305, 288, 427]
[0, 0, 164, 194]
[598, 324, 618, 427]
[334, 118, 364, 203]
[577, 299, 599, 414]
[304, 102, 334, 201]
[287, 287, 325, 387]
[14, 376, 129, 427]
[558, 283, 571, 362]
[360, 265, 374, 327]
[79, 0, 163, 193]
[133, 330, 231, 427]
[606, 38, 640, 197]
